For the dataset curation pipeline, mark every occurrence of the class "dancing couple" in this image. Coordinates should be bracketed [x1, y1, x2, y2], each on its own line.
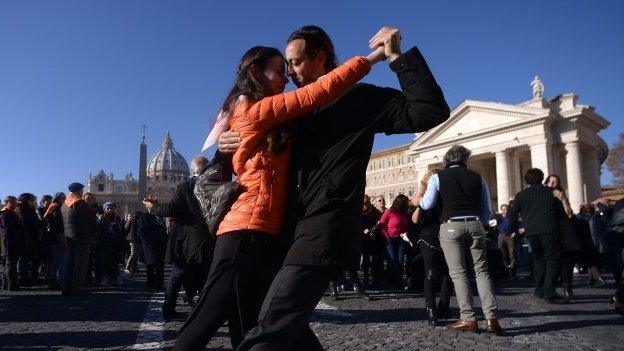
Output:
[175, 25, 450, 351]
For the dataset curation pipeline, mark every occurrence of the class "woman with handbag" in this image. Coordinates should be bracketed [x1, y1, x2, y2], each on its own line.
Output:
[174, 45, 386, 351]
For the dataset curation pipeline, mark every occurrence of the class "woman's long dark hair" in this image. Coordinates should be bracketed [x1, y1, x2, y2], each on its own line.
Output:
[221, 46, 289, 154]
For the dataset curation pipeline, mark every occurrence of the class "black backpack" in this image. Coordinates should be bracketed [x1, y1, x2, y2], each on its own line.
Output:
[193, 158, 240, 236]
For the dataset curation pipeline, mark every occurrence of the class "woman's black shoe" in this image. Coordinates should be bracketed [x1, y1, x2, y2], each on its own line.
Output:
[436, 305, 453, 320]
[426, 307, 437, 326]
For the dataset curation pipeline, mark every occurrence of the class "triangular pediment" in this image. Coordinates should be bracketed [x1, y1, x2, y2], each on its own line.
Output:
[412, 100, 547, 148]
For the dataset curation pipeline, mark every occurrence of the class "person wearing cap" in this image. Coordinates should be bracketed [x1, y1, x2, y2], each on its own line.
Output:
[95, 202, 126, 286]
[61, 182, 97, 296]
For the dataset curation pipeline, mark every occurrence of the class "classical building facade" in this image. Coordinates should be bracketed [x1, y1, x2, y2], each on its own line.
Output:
[366, 77, 610, 213]
[87, 131, 190, 215]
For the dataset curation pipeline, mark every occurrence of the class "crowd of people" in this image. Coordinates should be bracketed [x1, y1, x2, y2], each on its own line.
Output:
[0, 184, 173, 296]
[2, 24, 624, 351]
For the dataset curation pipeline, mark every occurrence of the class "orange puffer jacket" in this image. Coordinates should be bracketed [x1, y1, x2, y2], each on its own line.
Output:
[217, 56, 371, 236]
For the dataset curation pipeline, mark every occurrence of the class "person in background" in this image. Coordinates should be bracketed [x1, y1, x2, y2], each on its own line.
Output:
[361, 194, 383, 289]
[411, 169, 453, 326]
[124, 211, 142, 274]
[42, 192, 67, 290]
[36, 195, 53, 281]
[61, 182, 97, 296]
[95, 202, 126, 286]
[16, 193, 42, 287]
[576, 204, 607, 288]
[374, 196, 387, 214]
[138, 197, 167, 291]
[1, 196, 27, 291]
[82, 192, 99, 287]
[379, 194, 411, 289]
[588, 201, 620, 288]
[495, 204, 518, 278]
[509, 169, 568, 305]
[417, 145, 501, 334]
[146, 155, 215, 318]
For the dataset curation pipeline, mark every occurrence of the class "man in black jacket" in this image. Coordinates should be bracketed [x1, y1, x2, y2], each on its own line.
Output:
[61, 182, 97, 296]
[220, 25, 450, 350]
[144, 155, 215, 317]
[15, 193, 42, 286]
[509, 168, 568, 304]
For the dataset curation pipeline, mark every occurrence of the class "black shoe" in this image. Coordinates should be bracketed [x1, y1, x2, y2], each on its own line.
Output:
[545, 295, 569, 304]
[436, 305, 453, 320]
[426, 307, 437, 326]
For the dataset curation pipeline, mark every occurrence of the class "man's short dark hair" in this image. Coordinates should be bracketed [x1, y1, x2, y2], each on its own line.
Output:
[287, 25, 337, 70]
[524, 168, 544, 184]
[4, 195, 17, 204]
[443, 145, 471, 166]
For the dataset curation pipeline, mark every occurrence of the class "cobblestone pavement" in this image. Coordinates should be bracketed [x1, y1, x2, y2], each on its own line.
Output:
[1, 268, 623, 351]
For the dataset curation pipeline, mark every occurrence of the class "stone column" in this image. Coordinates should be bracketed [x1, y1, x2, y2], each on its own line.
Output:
[565, 141, 584, 212]
[583, 148, 602, 203]
[510, 150, 522, 195]
[530, 141, 554, 176]
[495, 150, 511, 208]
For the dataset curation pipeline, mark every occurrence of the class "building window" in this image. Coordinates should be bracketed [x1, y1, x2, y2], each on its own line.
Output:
[408, 189, 414, 196]
[98, 184, 104, 192]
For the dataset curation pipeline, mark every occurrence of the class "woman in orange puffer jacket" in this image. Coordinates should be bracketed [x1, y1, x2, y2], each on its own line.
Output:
[174, 46, 385, 351]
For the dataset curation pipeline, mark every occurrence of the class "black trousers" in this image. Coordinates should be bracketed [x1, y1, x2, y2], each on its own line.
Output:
[527, 233, 561, 299]
[146, 263, 165, 289]
[164, 263, 210, 309]
[420, 240, 452, 309]
[174, 230, 280, 351]
[2, 255, 18, 290]
[235, 265, 337, 351]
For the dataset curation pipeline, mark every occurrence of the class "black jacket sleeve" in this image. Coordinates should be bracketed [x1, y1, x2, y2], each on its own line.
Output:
[152, 185, 187, 219]
[372, 46, 450, 134]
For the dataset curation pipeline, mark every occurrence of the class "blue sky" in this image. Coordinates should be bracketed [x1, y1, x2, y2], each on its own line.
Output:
[1, 1, 622, 200]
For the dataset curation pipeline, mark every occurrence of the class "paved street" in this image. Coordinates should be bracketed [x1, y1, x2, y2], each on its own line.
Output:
[1, 269, 623, 351]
